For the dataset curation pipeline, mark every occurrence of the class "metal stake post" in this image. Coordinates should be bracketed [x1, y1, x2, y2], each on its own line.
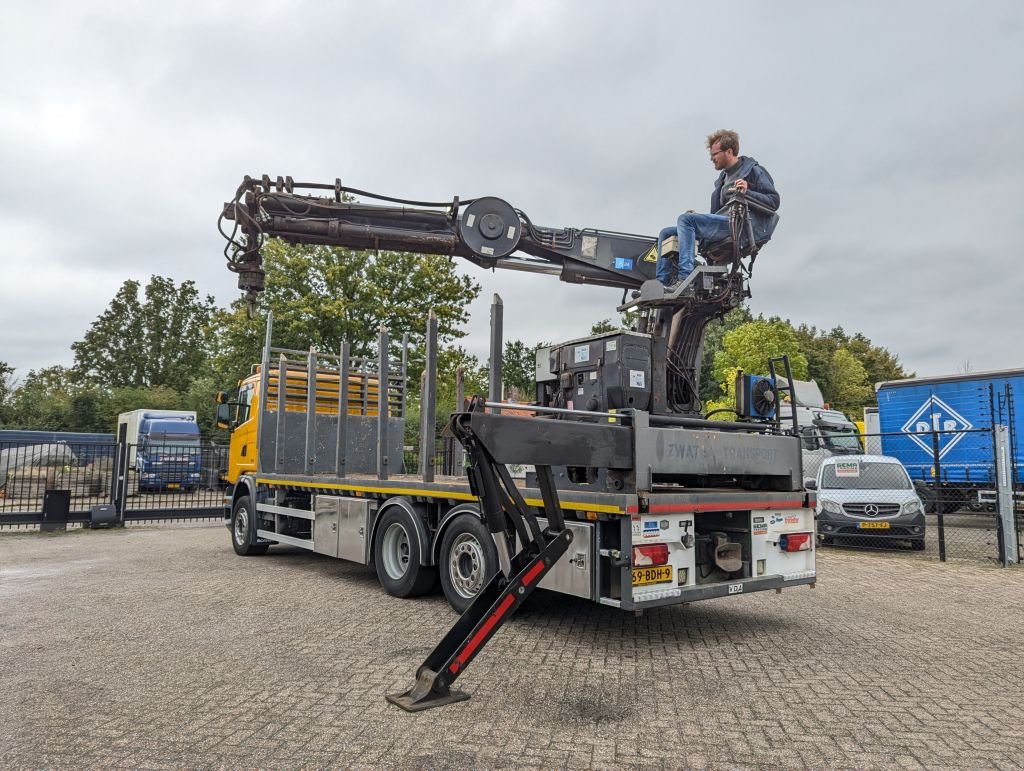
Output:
[488, 294, 503, 413]
[421, 311, 438, 482]
[377, 327, 390, 480]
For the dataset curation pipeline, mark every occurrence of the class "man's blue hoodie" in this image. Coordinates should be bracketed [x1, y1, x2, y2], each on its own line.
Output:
[710, 156, 780, 245]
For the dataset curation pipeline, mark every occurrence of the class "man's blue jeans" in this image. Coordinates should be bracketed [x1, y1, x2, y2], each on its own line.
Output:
[656, 212, 731, 285]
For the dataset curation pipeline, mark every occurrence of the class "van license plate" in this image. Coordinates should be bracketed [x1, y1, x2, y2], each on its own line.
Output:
[858, 521, 889, 529]
[632, 566, 672, 586]
[166, 483, 180, 490]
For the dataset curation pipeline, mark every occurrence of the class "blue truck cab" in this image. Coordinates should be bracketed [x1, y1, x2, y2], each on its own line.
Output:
[117, 410, 203, 492]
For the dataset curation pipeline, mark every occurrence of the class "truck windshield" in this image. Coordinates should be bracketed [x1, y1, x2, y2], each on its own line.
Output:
[148, 432, 200, 447]
[820, 462, 911, 490]
[820, 427, 861, 453]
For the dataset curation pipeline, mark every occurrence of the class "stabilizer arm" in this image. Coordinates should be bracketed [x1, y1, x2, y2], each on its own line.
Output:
[385, 397, 584, 712]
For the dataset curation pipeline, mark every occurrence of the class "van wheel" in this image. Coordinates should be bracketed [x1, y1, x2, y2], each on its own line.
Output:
[439, 513, 500, 613]
[231, 495, 269, 556]
[373, 507, 437, 597]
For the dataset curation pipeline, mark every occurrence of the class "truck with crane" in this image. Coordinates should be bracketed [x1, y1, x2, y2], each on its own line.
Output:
[216, 175, 811, 710]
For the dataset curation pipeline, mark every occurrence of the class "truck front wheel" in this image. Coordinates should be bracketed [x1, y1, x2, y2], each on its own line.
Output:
[231, 495, 269, 556]
[439, 513, 499, 613]
[373, 507, 437, 598]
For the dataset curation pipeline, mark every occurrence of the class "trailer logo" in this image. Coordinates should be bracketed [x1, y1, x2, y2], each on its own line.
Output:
[901, 395, 973, 459]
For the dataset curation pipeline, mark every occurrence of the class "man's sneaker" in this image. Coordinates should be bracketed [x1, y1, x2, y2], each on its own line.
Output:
[663, 274, 691, 295]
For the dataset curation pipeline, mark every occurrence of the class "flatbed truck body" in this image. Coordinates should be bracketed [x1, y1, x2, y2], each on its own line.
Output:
[222, 313, 816, 613]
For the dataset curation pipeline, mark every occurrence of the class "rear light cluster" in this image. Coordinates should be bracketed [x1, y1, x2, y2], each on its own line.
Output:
[633, 543, 669, 566]
[778, 533, 812, 552]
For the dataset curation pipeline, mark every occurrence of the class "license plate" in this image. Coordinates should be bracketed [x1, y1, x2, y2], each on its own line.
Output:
[858, 521, 889, 529]
[166, 483, 180, 490]
[632, 565, 672, 586]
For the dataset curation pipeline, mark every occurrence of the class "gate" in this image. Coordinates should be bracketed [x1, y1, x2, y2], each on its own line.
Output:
[0, 431, 228, 530]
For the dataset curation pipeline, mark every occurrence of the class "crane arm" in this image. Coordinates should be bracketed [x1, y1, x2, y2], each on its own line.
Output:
[220, 175, 659, 306]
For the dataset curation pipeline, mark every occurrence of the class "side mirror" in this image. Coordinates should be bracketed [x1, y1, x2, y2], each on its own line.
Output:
[215, 403, 232, 430]
[804, 479, 818, 491]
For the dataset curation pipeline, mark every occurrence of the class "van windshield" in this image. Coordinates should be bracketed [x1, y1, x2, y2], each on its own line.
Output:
[820, 462, 911, 490]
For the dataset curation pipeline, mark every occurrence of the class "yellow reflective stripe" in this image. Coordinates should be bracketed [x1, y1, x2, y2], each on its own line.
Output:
[253, 477, 624, 514]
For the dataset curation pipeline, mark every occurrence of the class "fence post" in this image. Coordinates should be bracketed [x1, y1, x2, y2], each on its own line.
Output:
[932, 430, 946, 562]
[112, 422, 129, 525]
[993, 425, 1018, 566]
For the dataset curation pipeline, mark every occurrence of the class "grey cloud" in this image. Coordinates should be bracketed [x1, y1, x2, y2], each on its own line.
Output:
[1, 0, 1022, 381]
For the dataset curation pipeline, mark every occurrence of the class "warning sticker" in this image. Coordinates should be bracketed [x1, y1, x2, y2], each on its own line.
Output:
[629, 369, 645, 388]
[574, 345, 590, 364]
[835, 461, 860, 477]
[606, 339, 617, 352]
[641, 245, 658, 263]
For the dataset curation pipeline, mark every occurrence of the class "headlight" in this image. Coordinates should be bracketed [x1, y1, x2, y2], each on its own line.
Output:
[820, 499, 843, 514]
[902, 500, 922, 514]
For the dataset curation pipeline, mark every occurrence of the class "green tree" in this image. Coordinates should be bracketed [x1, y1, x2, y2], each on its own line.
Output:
[3, 366, 75, 430]
[791, 324, 911, 410]
[0, 360, 14, 424]
[502, 339, 538, 398]
[211, 239, 481, 387]
[829, 348, 874, 416]
[699, 306, 754, 402]
[706, 320, 808, 418]
[71, 276, 217, 392]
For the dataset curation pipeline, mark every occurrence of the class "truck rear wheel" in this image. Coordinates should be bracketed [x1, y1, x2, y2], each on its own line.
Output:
[231, 495, 269, 556]
[439, 513, 499, 613]
[373, 507, 437, 598]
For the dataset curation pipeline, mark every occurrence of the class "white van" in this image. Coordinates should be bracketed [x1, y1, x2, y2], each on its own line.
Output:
[807, 455, 926, 550]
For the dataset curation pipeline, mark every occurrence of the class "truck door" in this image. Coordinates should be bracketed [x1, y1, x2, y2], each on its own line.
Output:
[800, 427, 830, 483]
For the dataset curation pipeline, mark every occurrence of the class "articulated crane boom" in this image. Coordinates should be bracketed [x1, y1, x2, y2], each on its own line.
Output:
[220, 175, 766, 416]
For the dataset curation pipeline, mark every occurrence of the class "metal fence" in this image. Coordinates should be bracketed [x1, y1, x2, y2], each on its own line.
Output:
[0, 438, 228, 531]
[813, 426, 1021, 566]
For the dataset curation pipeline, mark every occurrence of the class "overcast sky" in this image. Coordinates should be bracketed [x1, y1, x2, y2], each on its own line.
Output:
[2, 1, 1022, 385]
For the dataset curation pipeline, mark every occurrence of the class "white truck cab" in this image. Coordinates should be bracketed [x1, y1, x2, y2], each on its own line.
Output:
[780, 380, 861, 481]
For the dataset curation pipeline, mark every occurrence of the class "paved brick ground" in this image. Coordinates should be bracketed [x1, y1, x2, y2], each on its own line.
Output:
[1, 524, 1022, 769]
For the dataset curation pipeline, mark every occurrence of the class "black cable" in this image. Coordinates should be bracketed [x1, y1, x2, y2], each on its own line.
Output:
[257, 179, 477, 209]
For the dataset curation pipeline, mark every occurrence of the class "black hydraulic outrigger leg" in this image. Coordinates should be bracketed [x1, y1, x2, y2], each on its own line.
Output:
[386, 399, 573, 712]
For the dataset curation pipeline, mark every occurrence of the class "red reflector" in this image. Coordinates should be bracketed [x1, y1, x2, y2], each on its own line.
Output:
[779, 533, 812, 552]
[633, 543, 669, 566]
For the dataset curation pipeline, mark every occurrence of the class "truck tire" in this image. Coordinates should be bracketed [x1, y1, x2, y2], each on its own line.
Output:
[373, 507, 437, 598]
[439, 513, 499, 613]
[231, 495, 269, 556]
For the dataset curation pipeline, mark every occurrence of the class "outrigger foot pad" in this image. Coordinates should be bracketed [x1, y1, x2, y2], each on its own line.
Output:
[386, 668, 470, 712]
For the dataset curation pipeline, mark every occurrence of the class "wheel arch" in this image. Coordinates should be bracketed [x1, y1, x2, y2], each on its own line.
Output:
[371, 496, 434, 567]
[431, 502, 483, 563]
[230, 474, 260, 512]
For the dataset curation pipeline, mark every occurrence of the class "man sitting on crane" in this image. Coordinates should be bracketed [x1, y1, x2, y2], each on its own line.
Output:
[656, 129, 781, 290]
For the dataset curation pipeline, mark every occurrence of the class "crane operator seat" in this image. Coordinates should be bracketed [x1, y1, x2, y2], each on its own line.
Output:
[661, 194, 780, 268]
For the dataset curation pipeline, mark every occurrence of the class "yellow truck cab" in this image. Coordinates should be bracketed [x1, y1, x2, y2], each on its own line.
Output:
[217, 365, 380, 485]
